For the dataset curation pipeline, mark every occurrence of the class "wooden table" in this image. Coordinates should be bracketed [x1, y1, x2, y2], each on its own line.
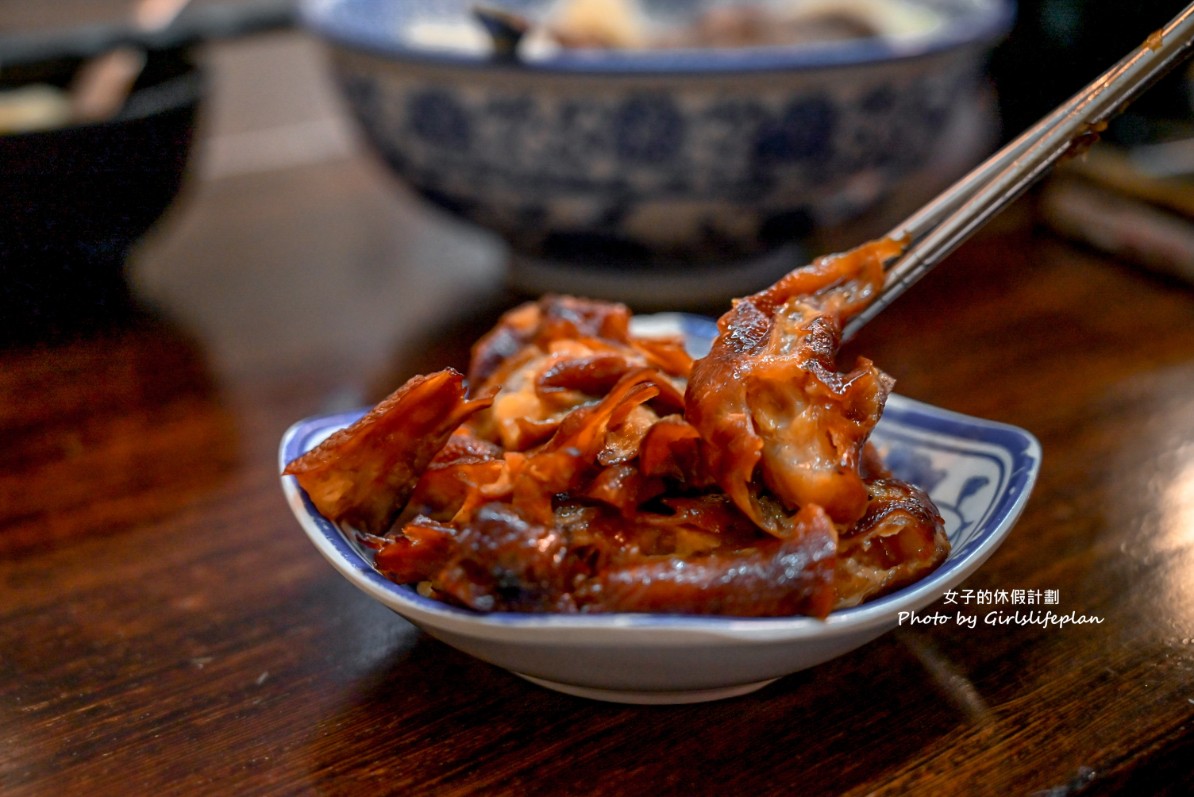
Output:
[4, 8, 1194, 795]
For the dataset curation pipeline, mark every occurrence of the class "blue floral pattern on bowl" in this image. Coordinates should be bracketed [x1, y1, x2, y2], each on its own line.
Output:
[302, 0, 1014, 272]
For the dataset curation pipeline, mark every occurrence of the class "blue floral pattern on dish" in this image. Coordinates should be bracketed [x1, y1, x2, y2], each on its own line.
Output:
[670, 313, 1028, 550]
[880, 441, 993, 539]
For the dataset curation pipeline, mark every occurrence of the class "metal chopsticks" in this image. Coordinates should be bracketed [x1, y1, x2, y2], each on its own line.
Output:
[843, 1, 1194, 339]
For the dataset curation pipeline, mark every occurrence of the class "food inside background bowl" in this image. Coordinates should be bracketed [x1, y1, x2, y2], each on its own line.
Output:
[302, 0, 1013, 307]
[415, 0, 952, 54]
[0, 46, 202, 340]
[533, 0, 953, 51]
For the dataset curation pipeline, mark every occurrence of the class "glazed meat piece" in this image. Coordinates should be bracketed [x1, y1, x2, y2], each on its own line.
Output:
[285, 245, 950, 618]
[283, 369, 489, 535]
[835, 479, 952, 606]
[574, 502, 840, 617]
[465, 295, 691, 452]
[686, 238, 902, 534]
[382, 496, 839, 617]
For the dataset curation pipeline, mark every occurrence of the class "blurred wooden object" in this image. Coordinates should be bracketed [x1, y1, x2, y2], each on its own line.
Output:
[1041, 145, 1194, 284]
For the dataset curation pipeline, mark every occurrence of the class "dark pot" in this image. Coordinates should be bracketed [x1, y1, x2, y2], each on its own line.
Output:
[0, 46, 203, 337]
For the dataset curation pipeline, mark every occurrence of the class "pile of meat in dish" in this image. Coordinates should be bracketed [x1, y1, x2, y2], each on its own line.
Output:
[285, 239, 949, 617]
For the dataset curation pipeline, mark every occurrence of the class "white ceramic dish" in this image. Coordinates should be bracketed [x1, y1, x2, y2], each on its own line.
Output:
[280, 314, 1040, 704]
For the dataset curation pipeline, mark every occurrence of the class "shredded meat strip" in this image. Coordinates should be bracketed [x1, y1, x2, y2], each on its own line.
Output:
[284, 244, 949, 618]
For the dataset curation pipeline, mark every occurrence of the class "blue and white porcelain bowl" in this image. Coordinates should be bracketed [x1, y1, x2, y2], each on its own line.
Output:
[280, 314, 1041, 704]
[302, 0, 1012, 303]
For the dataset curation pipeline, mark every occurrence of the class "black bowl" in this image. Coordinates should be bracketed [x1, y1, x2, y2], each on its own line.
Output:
[0, 46, 203, 337]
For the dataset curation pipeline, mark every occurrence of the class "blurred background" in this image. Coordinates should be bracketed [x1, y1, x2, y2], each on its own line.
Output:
[2, 0, 1192, 349]
[993, 0, 1194, 144]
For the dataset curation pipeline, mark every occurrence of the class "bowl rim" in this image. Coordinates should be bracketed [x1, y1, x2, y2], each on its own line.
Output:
[299, 0, 1016, 76]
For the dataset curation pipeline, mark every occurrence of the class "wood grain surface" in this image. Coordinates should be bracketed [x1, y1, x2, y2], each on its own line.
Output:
[3, 6, 1194, 795]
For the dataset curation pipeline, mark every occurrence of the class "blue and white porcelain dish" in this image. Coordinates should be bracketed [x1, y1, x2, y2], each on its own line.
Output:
[299, 0, 1013, 306]
[279, 313, 1041, 704]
